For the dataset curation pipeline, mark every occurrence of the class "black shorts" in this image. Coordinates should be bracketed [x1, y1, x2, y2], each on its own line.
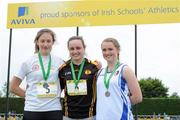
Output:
[23, 110, 62, 120]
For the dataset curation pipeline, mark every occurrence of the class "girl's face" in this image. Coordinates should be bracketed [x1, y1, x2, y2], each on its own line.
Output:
[101, 42, 119, 63]
[37, 32, 54, 56]
[68, 39, 85, 63]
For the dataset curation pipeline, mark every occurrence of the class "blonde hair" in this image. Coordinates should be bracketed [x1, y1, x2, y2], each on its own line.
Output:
[101, 37, 120, 59]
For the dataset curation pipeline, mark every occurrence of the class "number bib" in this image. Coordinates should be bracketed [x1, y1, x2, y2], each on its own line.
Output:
[66, 79, 87, 96]
[36, 82, 58, 98]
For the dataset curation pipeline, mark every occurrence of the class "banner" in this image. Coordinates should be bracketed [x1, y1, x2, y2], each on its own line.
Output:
[7, 1, 180, 28]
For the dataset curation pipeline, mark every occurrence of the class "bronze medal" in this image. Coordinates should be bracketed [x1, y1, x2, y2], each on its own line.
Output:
[104, 61, 120, 98]
[105, 91, 110, 97]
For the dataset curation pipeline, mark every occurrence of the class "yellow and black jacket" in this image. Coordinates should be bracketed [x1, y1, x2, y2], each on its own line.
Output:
[58, 58, 99, 119]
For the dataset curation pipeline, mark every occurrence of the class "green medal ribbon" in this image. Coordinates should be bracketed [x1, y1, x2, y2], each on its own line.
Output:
[38, 51, 51, 81]
[104, 61, 120, 90]
[70, 59, 85, 89]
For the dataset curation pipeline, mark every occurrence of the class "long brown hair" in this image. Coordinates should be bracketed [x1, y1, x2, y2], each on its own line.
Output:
[34, 29, 56, 53]
[67, 36, 86, 49]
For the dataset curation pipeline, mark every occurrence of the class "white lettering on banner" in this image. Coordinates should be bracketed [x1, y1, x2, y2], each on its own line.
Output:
[11, 19, 35, 25]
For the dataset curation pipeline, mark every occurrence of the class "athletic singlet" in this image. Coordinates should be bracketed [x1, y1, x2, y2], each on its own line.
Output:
[96, 63, 134, 120]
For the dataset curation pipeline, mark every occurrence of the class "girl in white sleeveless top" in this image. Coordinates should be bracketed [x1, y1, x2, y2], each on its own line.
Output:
[96, 38, 142, 120]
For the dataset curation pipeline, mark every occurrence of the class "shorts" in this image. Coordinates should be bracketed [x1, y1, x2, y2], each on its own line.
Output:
[23, 110, 62, 120]
[63, 116, 96, 120]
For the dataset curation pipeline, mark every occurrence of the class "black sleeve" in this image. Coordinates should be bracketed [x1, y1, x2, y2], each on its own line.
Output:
[94, 63, 99, 74]
[58, 68, 65, 90]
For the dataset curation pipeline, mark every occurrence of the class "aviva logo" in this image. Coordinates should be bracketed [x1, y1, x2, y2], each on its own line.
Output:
[18, 7, 29, 17]
[11, 6, 35, 25]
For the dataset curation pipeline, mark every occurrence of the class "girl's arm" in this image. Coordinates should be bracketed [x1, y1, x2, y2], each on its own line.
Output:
[10, 76, 25, 97]
[122, 66, 143, 105]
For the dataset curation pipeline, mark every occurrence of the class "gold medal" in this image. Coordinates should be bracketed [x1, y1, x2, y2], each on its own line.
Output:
[75, 86, 79, 90]
[105, 91, 110, 97]
[74, 86, 79, 93]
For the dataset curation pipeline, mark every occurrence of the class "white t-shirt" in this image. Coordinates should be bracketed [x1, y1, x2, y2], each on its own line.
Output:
[15, 53, 64, 112]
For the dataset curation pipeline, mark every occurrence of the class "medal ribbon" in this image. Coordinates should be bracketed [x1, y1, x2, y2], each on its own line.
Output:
[70, 59, 85, 89]
[38, 51, 51, 81]
[104, 61, 120, 90]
